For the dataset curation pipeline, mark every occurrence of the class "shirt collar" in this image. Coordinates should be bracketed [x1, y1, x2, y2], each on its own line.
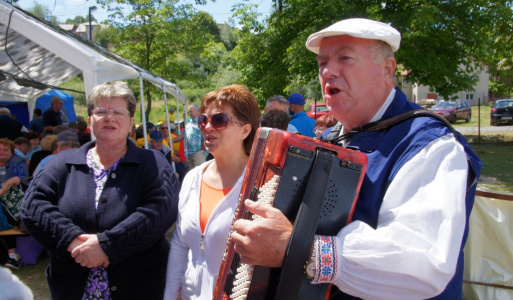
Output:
[338, 88, 396, 142]
[369, 88, 396, 123]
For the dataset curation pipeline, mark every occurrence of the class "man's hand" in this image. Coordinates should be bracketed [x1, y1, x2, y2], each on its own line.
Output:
[71, 234, 110, 268]
[231, 200, 293, 267]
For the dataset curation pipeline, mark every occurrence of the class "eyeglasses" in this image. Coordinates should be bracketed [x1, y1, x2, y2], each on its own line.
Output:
[313, 126, 327, 133]
[92, 107, 130, 119]
[160, 127, 168, 130]
[198, 113, 245, 130]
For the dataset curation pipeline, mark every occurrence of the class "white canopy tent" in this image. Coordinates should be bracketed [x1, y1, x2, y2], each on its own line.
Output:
[0, 1, 186, 147]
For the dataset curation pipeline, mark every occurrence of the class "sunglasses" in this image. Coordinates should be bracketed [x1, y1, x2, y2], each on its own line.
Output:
[198, 113, 245, 130]
[160, 127, 168, 130]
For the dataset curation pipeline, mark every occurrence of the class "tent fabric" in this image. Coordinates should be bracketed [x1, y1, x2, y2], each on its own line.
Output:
[36, 89, 76, 124]
[0, 100, 29, 127]
[463, 188, 513, 299]
[0, 1, 186, 112]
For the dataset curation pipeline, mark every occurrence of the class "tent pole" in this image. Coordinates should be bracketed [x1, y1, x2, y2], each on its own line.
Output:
[139, 76, 149, 149]
[163, 84, 176, 173]
[163, 85, 171, 141]
[181, 90, 188, 160]
[176, 90, 181, 132]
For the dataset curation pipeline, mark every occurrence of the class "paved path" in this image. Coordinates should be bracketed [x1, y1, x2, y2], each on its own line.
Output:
[455, 125, 513, 133]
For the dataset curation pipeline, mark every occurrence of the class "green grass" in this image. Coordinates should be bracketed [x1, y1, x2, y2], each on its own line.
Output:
[460, 131, 513, 192]
[451, 104, 513, 192]
[451, 104, 492, 127]
[14, 253, 50, 300]
[472, 143, 513, 192]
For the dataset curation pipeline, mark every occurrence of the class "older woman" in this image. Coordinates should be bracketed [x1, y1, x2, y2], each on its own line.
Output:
[21, 81, 179, 300]
[164, 84, 261, 299]
[0, 138, 28, 181]
[313, 114, 337, 140]
[0, 138, 27, 270]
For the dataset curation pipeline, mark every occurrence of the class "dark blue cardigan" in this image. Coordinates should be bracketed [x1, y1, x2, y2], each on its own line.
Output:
[21, 140, 180, 300]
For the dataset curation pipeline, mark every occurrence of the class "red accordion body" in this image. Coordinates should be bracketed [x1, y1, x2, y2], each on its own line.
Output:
[214, 128, 367, 300]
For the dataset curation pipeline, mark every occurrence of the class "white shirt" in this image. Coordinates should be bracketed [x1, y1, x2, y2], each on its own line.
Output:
[164, 160, 246, 300]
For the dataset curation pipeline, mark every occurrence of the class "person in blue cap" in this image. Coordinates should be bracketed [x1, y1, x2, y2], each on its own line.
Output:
[287, 93, 316, 137]
[149, 129, 177, 169]
[135, 122, 156, 148]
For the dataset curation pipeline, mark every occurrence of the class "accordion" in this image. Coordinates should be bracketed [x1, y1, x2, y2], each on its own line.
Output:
[214, 128, 367, 300]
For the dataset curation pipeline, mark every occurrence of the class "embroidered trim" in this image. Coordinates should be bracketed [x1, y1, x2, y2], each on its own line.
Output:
[313, 235, 337, 283]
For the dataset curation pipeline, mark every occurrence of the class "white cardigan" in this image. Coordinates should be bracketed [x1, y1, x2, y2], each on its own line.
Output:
[164, 160, 246, 300]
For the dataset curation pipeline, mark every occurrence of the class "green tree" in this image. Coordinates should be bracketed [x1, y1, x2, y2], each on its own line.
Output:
[230, 3, 272, 102]
[219, 23, 238, 51]
[93, 24, 120, 49]
[380, 0, 507, 99]
[64, 16, 89, 26]
[192, 11, 221, 43]
[233, 0, 513, 102]
[97, 0, 197, 119]
[25, 2, 59, 25]
[484, 2, 513, 97]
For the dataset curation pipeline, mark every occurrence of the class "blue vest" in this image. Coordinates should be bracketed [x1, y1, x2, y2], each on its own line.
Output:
[325, 88, 481, 299]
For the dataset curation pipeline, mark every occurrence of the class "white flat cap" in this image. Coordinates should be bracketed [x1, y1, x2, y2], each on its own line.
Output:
[305, 18, 401, 54]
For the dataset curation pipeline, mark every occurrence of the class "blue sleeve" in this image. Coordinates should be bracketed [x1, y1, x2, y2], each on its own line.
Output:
[321, 126, 334, 139]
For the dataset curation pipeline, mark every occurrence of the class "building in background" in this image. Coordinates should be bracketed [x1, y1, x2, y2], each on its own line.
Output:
[399, 67, 490, 106]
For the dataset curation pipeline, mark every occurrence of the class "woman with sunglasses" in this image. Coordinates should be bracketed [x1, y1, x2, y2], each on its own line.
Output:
[22, 81, 179, 300]
[164, 84, 261, 299]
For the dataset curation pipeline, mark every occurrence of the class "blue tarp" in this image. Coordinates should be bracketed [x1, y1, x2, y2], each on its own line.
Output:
[35, 89, 76, 124]
[0, 101, 30, 128]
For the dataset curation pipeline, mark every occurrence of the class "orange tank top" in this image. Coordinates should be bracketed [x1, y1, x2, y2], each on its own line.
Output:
[199, 179, 232, 233]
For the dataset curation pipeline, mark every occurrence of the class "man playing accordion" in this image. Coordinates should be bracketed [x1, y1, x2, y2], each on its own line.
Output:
[231, 18, 481, 300]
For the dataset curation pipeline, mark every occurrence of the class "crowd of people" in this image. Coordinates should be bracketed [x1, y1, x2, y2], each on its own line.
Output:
[0, 17, 481, 300]
[0, 100, 88, 271]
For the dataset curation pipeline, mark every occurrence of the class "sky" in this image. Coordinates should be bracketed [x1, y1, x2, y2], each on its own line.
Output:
[15, 0, 273, 24]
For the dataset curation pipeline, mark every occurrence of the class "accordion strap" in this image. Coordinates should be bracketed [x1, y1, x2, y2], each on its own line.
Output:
[324, 109, 479, 190]
[274, 149, 336, 299]
[325, 109, 460, 144]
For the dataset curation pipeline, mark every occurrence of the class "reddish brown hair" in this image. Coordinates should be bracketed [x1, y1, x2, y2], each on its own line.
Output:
[200, 84, 261, 155]
[315, 114, 337, 128]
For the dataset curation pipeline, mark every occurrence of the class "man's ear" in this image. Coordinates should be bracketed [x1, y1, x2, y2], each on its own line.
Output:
[383, 57, 397, 83]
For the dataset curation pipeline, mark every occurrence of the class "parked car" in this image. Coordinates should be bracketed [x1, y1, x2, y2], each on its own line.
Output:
[306, 103, 330, 119]
[429, 100, 471, 123]
[490, 99, 513, 126]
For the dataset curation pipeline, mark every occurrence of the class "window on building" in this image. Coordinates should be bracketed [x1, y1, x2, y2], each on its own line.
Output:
[466, 94, 474, 101]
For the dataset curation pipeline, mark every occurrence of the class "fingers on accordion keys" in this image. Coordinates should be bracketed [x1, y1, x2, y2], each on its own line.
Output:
[251, 175, 280, 221]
